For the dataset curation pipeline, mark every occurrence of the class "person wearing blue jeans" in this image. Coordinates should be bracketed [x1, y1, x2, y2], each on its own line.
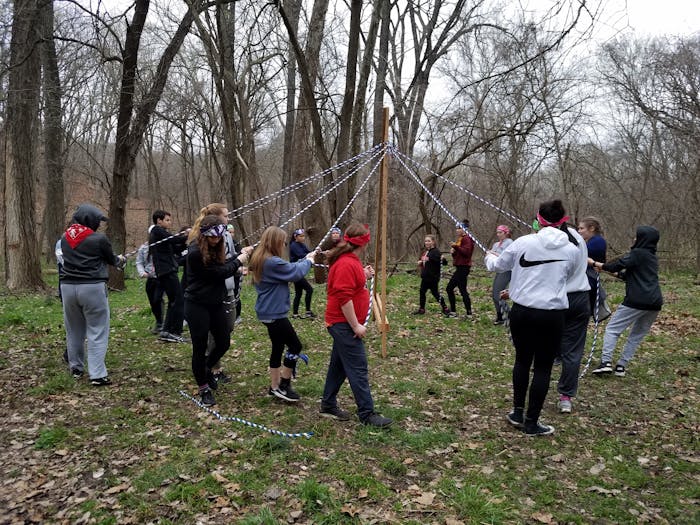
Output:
[591, 226, 662, 377]
[320, 222, 392, 428]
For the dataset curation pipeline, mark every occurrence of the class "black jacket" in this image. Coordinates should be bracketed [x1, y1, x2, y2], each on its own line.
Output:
[61, 204, 119, 284]
[420, 247, 446, 282]
[602, 226, 663, 311]
[184, 241, 243, 305]
[149, 225, 186, 277]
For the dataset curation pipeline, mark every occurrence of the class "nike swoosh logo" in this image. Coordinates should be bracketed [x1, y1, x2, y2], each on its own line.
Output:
[519, 254, 566, 267]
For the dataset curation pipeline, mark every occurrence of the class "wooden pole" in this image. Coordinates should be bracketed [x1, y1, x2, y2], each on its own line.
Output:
[373, 107, 390, 357]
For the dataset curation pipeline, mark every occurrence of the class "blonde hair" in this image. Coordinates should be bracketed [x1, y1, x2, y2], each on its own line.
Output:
[248, 226, 287, 283]
[188, 203, 228, 243]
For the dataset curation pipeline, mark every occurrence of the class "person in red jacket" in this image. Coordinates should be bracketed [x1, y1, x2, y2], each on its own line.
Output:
[319, 223, 392, 428]
[445, 220, 474, 318]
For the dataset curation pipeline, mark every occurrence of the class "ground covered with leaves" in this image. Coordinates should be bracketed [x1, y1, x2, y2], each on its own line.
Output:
[0, 269, 698, 524]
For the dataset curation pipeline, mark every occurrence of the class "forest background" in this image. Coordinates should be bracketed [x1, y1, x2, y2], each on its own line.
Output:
[1, 0, 699, 290]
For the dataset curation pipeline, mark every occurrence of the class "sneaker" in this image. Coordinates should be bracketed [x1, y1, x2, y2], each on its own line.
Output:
[493, 319, 504, 325]
[558, 395, 572, 413]
[199, 388, 216, 407]
[206, 371, 218, 391]
[70, 368, 84, 379]
[524, 420, 555, 436]
[159, 332, 189, 343]
[292, 314, 301, 319]
[614, 364, 626, 377]
[213, 371, 232, 384]
[446, 311, 459, 318]
[303, 311, 316, 319]
[320, 405, 351, 421]
[150, 323, 163, 335]
[90, 377, 112, 387]
[506, 410, 524, 428]
[413, 308, 426, 315]
[271, 380, 300, 402]
[592, 361, 613, 375]
[362, 412, 393, 428]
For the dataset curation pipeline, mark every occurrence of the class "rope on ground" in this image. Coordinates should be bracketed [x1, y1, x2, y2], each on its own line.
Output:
[179, 390, 313, 439]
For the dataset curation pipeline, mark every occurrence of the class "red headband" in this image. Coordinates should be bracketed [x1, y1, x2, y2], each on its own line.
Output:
[344, 228, 371, 246]
[537, 213, 569, 229]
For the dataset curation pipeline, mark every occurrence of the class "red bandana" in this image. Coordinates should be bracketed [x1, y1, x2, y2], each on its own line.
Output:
[536, 213, 570, 229]
[65, 224, 94, 249]
[344, 226, 371, 247]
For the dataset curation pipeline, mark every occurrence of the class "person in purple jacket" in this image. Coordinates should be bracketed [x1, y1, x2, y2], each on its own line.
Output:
[289, 228, 316, 318]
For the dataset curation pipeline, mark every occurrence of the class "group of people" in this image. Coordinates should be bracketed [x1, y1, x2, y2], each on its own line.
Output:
[57, 198, 661, 435]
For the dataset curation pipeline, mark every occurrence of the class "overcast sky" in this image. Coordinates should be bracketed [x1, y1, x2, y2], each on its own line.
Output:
[623, 0, 699, 35]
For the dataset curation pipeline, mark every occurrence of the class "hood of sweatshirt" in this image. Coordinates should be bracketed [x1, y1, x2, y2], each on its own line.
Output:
[631, 226, 659, 253]
[536, 226, 570, 250]
[71, 204, 108, 231]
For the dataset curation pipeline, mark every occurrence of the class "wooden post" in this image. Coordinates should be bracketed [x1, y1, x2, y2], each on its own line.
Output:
[373, 107, 390, 357]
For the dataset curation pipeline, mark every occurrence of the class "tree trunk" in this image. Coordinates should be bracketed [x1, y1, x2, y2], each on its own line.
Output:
[281, 0, 301, 216]
[4, 0, 44, 290]
[40, 0, 66, 264]
[107, 0, 203, 289]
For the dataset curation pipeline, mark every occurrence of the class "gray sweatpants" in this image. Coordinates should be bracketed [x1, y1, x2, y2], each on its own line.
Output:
[61, 282, 110, 379]
[602, 304, 659, 367]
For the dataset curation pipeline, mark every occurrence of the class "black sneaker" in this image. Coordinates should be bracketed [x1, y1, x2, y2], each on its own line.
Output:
[493, 318, 504, 325]
[413, 308, 426, 315]
[199, 388, 216, 407]
[213, 371, 232, 384]
[70, 368, 84, 379]
[592, 361, 613, 374]
[320, 405, 351, 421]
[304, 311, 316, 319]
[614, 364, 626, 377]
[446, 311, 459, 318]
[524, 420, 555, 436]
[506, 410, 524, 428]
[90, 377, 112, 387]
[271, 380, 300, 402]
[362, 413, 393, 428]
[150, 323, 163, 335]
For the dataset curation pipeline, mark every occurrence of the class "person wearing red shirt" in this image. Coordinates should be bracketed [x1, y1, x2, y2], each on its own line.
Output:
[445, 220, 474, 318]
[320, 223, 392, 428]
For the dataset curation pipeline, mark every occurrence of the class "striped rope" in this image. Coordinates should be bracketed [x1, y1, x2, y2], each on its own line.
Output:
[391, 147, 531, 230]
[123, 230, 188, 259]
[392, 147, 489, 253]
[179, 391, 313, 439]
[365, 276, 375, 326]
[228, 144, 384, 221]
[579, 273, 603, 379]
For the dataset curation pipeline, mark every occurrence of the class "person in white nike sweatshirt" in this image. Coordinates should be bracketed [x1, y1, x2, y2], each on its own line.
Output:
[485, 199, 579, 436]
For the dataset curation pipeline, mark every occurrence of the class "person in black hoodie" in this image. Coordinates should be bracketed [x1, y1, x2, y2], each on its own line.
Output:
[149, 210, 188, 343]
[60, 204, 125, 386]
[184, 215, 252, 407]
[413, 234, 450, 316]
[590, 226, 663, 377]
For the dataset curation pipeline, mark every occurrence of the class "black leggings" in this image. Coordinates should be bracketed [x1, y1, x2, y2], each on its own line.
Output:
[419, 279, 447, 311]
[446, 265, 472, 313]
[263, 317, 303, 369]
[145, 277, 164, 325]
[509, 303, 565, 421]
[185, 300, 231, 387]
[293, 278, 313, 314]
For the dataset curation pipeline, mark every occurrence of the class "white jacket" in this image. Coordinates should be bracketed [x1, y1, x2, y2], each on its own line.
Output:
[565, 227, 591, 294]
[484, 227, 579, 310]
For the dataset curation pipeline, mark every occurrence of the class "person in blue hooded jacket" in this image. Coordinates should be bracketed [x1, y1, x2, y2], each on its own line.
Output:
[249, 226, 317, 402]
[60, 204, 125, 386]
[591, 226, 663, 377]
[289, 228, 316, 318]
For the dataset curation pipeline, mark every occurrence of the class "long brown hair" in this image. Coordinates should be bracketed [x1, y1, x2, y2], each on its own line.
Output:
[196, 215, 226, 266]
[327, 222, 369, 266]
[188, 203, 228, 243]
[248, 226, 287, 283]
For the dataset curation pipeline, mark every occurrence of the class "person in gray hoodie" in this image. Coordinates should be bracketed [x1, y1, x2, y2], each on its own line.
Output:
[590, 226, 663, 377]
[60, 204, 125, 386]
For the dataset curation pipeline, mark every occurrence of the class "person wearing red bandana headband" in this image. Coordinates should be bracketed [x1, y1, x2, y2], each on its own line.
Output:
[445, 219, 474, 318]
[60, 204, 126, 386]
[484, 199, 579, 436]
[320, 223, 392, 427]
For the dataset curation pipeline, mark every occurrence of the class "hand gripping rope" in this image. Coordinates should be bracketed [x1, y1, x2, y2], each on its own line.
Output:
[365, 275, 375, 326]
[179, 391, 313, 439]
